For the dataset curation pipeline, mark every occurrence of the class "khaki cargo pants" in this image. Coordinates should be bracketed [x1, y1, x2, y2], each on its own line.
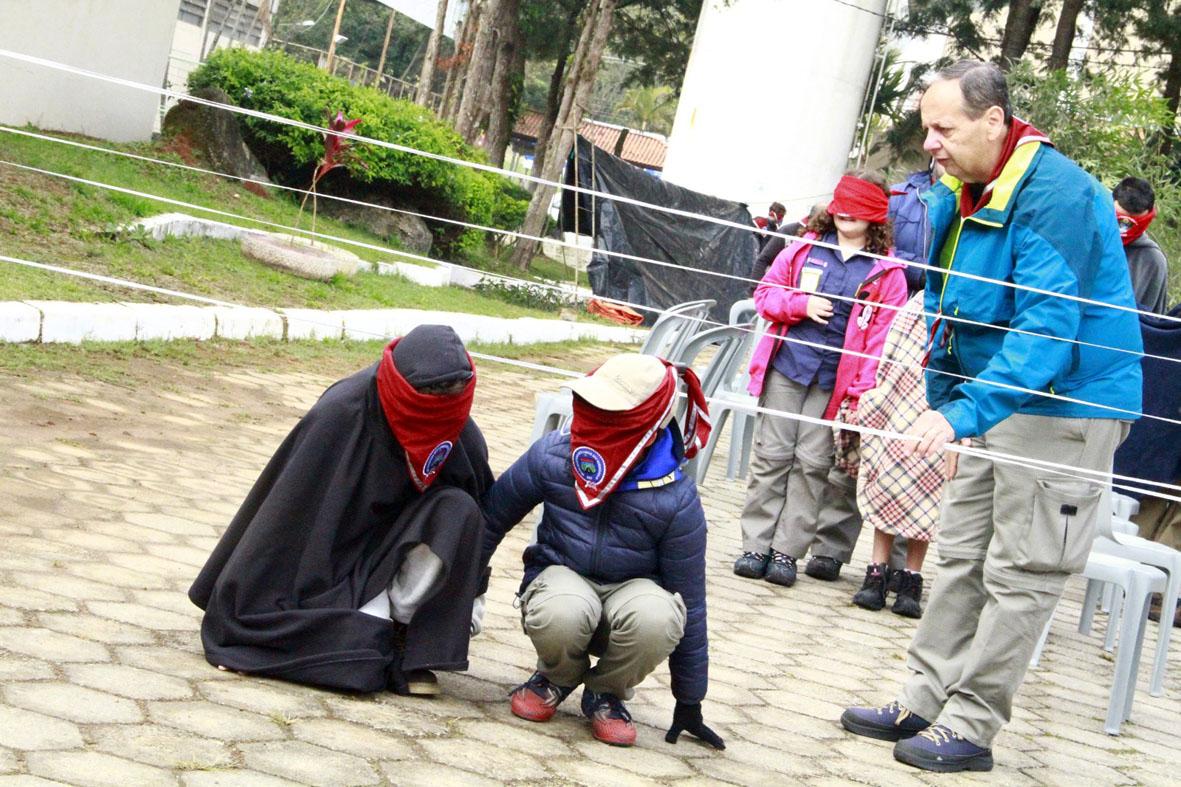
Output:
[738, 370, 855, 558]
[520, 565, 686, 699]
[899, 413, 1127, 746]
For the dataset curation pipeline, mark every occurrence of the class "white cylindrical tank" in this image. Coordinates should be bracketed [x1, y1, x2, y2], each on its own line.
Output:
[663, 0, 887, 219]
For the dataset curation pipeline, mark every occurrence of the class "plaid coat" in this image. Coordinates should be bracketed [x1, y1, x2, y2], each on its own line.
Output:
[835, 293, 943, 541]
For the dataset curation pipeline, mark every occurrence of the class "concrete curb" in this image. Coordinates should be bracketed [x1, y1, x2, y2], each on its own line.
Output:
[0, 301, 645, 346]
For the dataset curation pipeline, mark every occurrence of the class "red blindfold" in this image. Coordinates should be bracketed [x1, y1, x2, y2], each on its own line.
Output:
[1116, 206, 1156, 246]
[827, 175, 889, 224]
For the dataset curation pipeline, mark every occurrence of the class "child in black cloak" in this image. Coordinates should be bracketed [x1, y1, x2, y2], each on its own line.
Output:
[189, 324, 494, 696]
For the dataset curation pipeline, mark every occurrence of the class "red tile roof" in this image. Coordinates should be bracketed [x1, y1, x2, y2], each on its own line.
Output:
[513, 110, 667, 171]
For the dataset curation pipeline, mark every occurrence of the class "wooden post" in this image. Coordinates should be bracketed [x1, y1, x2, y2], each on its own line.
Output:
[374, 7, 396, 86]
[325, 0, 347, 72]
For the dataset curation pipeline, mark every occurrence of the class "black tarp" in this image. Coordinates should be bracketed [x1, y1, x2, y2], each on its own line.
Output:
[561, 136, 757, 326]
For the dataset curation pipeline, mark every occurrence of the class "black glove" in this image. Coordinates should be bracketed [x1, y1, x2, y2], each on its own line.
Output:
[665, 701, 725, 750]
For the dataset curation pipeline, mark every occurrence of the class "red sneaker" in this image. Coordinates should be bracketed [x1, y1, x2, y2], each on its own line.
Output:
[582, 690, 637, 747]
[509, 672, 574, 722]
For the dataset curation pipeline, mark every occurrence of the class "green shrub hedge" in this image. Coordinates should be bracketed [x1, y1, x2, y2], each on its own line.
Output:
[187, 48, 528, 256]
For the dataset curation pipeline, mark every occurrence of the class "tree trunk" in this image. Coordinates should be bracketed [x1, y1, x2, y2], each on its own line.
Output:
[1047, 0, 1085, 71]
[324, 0, 349, 72]
[509, 0, 617, 270]
[1161, 27, 1181, 155]
[455, 0, 503, 142]
[530, 6, 580, 184]
[998, 0, 1044, 69]
[416, 0, 450, 106]
[442, 0, 482, 122]
[484, 0, 524, 168]
[374, 8, 396, 87]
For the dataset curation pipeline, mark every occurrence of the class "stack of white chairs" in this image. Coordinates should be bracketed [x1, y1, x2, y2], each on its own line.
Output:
[528, 299, 716, 443]
[692, 299, 763, 482]
[1029, 492, 1177, 734]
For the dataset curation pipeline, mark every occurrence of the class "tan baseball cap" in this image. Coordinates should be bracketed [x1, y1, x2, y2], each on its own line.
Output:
[564, 353, 669, 411]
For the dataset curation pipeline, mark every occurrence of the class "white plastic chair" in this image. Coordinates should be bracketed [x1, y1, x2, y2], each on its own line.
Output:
[528, 300, 716, 443]
[1088, 518, 1181, 697]
[1029, 551, 1165, 735]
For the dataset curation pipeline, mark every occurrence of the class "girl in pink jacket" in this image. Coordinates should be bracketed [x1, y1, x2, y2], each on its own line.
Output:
[733, 171, 908, 587]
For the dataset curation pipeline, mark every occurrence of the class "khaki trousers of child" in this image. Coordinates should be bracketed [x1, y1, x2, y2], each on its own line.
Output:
[739, 370, 852, 558]
[899, 414, 1126, 747]
[521, 565, 686, 699]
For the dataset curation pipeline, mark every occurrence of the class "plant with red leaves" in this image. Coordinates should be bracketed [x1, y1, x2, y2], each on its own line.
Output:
[298, 109, 362, 237]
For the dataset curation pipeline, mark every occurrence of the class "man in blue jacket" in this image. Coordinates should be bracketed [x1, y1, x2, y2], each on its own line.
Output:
[841, 60, 1143, 772]
[482, 353, 724, 750]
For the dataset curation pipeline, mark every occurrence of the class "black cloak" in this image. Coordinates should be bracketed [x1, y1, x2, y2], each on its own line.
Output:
[188, 360, 494, 693]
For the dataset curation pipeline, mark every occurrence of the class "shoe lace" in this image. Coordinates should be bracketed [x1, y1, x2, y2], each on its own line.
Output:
[771, 551, 796, 566]
[918, 724, 961, 746]
[741, 551, 767, 561]
[514, 673, 567, 707]
[880, 701, 911, 725]
[593, 693, 633, 722]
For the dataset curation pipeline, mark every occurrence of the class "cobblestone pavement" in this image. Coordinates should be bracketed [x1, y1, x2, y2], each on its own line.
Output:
[1, 359, 1178, 787]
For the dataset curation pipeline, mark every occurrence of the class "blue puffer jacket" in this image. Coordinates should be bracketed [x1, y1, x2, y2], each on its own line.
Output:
[481, 426, 709, 704]
[923, 141, 1143, 439]
[889, 170, 933, 293]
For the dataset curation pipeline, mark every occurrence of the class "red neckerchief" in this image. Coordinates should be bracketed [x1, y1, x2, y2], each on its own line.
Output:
[827, 175, 889, 223]
[375, 338, 476, 491]
[960, 117, 1049, 217]
[569, 361, 711, 510]
[1116, 206, 1156, 246]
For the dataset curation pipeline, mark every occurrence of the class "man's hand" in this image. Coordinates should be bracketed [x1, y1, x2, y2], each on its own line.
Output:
[905, 410, 955, 459]
[944, 437, 971, 480]
[666, 701, 725, 750]
[806, 296, 834, 324]
[470, 594, 486, 637]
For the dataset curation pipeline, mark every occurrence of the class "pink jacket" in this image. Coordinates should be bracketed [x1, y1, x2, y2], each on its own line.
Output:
[747, 234, 909, 420]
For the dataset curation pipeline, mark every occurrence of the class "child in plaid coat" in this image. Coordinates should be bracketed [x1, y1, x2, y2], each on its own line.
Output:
[834, 292, 944, 617]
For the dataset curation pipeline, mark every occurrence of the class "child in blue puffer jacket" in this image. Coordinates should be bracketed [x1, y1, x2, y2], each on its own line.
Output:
[480, 353, 725, 750]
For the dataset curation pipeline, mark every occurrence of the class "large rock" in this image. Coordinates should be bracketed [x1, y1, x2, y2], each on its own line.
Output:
[162, 87, 271, 185]
[318, 195, 434, 256]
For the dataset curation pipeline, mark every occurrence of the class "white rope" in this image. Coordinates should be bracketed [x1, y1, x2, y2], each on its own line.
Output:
[3, 154, 1176, 425]
[2, 132, 1174, 370]
[1, 47, 1176, 328]
[3, 248, 1179, 503]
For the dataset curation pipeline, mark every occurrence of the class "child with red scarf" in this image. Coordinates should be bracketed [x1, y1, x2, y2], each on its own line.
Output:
[480, 354, 724, 750]
[190, 325, 493, 697]
[733, 170, 908, 587]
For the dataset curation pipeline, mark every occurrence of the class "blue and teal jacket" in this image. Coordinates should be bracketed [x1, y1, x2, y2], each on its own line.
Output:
[922, 141, 1143, 439]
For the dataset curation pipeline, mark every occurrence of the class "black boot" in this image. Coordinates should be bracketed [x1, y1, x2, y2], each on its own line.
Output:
[892, 570, 924, 619]
[852, 563, 888, 611]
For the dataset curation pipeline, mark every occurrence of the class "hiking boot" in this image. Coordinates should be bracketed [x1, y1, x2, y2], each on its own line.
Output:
[764, 550, 797, 587]
[805, 555, 843, 581]
[893, 724, 994, 772]
[840, 701, 930, 741]
[733, 551, 770, 579]
[892, 570, 924, 619]
[581, 689, 636, 746]
[403, 669, 440, 696]
[510, 672, 575, 722]
[852, 563, 888, 611]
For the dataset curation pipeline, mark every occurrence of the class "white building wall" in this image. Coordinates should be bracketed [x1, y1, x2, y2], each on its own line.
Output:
[0, 0, 182, 142]
[663, 0, 887, 217]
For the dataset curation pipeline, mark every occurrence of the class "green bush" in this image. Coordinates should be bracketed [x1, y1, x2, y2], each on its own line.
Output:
[187, 48, 527, 256]
[1008, 62, 1181, 305]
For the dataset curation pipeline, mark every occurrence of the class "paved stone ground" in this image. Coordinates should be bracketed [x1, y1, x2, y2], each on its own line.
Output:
[1, 357, 1178, 787]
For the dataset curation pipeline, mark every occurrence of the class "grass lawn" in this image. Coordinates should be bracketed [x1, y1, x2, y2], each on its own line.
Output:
[0, 337, 622, 388]
[0, 128, 580, 317]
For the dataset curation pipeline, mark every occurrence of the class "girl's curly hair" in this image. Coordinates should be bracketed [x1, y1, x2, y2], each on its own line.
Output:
[805, 169, 893, 256]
